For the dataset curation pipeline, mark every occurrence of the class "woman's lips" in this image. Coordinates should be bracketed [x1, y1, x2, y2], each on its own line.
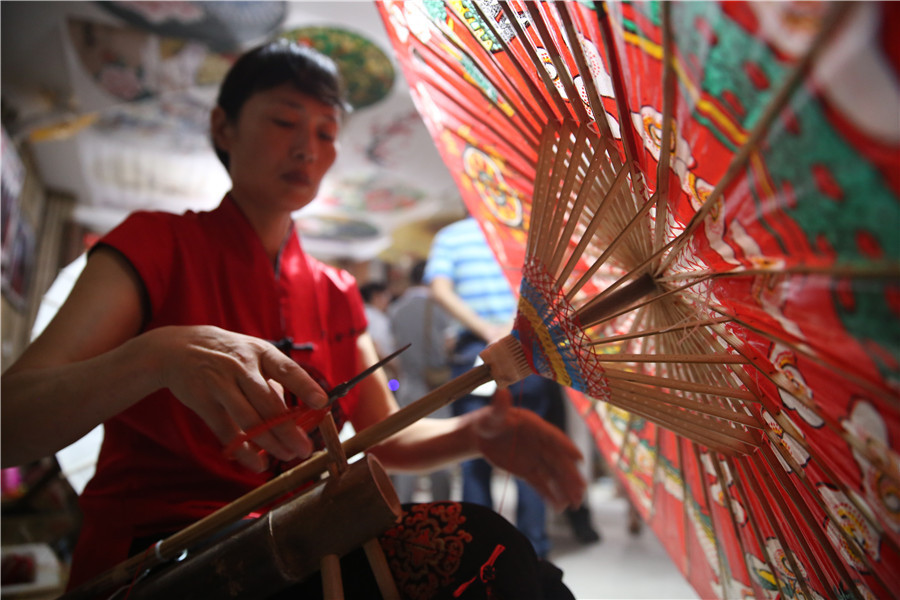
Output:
[282, 170, 311, 185]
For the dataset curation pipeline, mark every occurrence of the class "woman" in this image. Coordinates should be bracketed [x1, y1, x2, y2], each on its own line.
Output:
[1, 41, 585, 598]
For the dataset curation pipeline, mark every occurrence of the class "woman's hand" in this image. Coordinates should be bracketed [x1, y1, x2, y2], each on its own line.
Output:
[152, 325, 329, 472]
[473, 388, 587, 512]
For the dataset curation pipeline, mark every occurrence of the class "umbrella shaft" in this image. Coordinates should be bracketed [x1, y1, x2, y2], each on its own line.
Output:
[578, 273, 656, 327]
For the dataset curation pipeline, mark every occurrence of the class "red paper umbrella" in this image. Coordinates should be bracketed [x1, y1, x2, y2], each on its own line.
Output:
[378, 1, 900, 598]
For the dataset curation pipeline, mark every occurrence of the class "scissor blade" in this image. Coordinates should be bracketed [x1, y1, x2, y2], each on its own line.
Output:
[328, 343, 411, 401]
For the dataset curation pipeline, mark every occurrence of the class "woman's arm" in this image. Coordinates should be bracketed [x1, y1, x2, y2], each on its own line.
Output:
[2, 248, 154, 465]
[349, 334, 586, 510]
[1, 248, 328, 470]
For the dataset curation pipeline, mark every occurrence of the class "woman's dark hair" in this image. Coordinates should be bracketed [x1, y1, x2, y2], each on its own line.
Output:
[213, 39, 350, 169]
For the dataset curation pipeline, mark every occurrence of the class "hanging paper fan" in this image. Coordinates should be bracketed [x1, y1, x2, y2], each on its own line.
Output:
[281, 26, 395, 110]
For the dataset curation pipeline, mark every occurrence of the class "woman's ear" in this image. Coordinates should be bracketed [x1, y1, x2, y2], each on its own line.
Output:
[210, 106, 232, 154]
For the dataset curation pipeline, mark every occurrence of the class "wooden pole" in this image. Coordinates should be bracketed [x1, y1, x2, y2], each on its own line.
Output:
[320, 554, 344, 600]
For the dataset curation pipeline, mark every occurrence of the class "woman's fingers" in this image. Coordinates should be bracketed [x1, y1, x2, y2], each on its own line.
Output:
[188, 399, 269, 472]
[476, 392, 588, 511]
[160, 327, 330, 470]
[259, 346, 329, 409]
[235, 372, 313, 460]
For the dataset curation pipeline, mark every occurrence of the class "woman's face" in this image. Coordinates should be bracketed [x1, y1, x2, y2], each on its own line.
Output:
[213, 83, 340, 213]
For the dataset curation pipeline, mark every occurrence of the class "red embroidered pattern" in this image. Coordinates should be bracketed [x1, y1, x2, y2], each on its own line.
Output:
[380, 503, 473, 599]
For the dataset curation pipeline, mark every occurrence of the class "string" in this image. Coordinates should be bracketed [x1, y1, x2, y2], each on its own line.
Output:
[452, 544, 507, 597]
[494, 383, 526, 520]
[114, 544, 156, 600]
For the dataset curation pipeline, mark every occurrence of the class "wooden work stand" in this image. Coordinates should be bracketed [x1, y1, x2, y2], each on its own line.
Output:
[317, 412, 401, 600]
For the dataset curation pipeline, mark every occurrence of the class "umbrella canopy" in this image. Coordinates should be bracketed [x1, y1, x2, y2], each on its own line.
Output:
[378, 1, 900, 598]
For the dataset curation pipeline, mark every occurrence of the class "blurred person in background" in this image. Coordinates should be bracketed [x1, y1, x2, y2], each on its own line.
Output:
[359, 280, 397, 379]
[427, 216, 566, 559]
[387, 259, 455, 503]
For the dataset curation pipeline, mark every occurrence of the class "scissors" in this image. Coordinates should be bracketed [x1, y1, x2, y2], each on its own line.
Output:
[323, 343, 409, 405]
[224, 344, 410, 458]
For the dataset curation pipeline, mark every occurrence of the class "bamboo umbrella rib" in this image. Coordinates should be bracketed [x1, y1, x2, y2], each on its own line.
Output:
[413, 64, 539, 173]
[611, 304, 655, 472]
[430, 47, 541, 148]
[582, 148, 624, 212]
[734, 458, 820, 600]
[583, 238, 673, 315]
[555, 162, 632, 290]
[414, 59, 535, 164]
[755, 448, 867, 600]
[606, 352, 759, 414]
[547, 138, 615, 276]
[597, 353, 747, 365]
[704, 306, 898, 405]
[763, 431, 897, 592]
[659, 2, 855, 274]
[555, 3, 623, 153]
[528, 123, 569, 259]
[410, 34, 543, 151]
[648, 422, 664, 522]
[538, 125, 595, 266]
[652, 1, 676, 263]
[593, 2, 642, 174]
[656, 263, 900, 282]
[598, 196, 648, 270]
[535, 123, 581, 262]
[580, 4, 854, 292]
[465, 0, 557, 126]
[604, 384, 759, 447]
[605, 380, 756, 433]
[437, 122, 537, 185]
[671, 314, 772, 410]
[793, 433, 900, 557]
[589, 317, 733, 346]
[604, 393, 753, 455]
[709, 454, 760, 600]
[672, 336, 759, 433]
[441, 1, 548, 137]
[524, 1, 593, 126]
[565, 186, 658, 302]
[603, 366, 757, 402]
[726, 456, 793, 599]
[689, 445, 733, 600]
[606, 379, 760, 428]
[653, 305, 760, 427]
[496, 0, 571, 123]
[707, 321, 900, 491]
[676, 437, 693, 579]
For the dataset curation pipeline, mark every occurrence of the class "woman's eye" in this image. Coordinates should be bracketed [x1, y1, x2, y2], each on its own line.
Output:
[273, 119, 296, 128]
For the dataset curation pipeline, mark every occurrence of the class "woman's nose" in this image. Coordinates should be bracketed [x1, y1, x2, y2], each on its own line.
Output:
[290, 129, 317, 162]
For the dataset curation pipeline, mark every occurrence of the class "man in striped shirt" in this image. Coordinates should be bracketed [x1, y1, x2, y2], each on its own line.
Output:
[426, 216, 558, 559]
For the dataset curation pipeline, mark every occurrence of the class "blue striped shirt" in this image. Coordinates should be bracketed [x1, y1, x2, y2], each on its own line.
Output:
[425, 218, 516, 324]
